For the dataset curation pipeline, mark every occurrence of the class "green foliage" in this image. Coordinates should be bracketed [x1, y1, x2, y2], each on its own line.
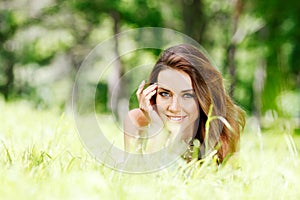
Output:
[0, 10, 18, 41]
[72, 0, 163, 27]
[0, 0, 299, 122]
[20, 30, 75, 65]
[95, 82, 109, 113]
[129, 89, 139, 110]
[247, 0, 300, 115]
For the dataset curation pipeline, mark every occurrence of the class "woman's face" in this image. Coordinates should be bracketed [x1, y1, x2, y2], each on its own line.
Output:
[156, 68, 199, 136]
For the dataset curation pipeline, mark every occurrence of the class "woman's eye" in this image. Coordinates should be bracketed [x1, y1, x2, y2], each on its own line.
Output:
[183, 93, 195, 98]
[159, 92, 171, 97]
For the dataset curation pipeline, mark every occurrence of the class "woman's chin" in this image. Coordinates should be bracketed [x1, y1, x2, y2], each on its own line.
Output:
[165, 120, 182, 133]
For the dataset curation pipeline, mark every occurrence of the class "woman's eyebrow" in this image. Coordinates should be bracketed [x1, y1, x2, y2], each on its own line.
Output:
[157, 87, 171, 92]
[181, 89, 194, 93]
[158, 87, 194, 93]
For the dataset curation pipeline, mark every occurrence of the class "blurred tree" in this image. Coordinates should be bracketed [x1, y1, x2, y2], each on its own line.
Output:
[0, 0, 75, 103]
[224, 0, 243, 97]
[68, 0, 163, 113]
[0, 10, 18, 100]
[1, 0, 298, 122]
[249, 0, 300, 118]
[0, 0, 163, 110]
[181, 0, 206, 44]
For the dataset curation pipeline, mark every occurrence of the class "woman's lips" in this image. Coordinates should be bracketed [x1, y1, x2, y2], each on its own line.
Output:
[166, 115, 187, 122]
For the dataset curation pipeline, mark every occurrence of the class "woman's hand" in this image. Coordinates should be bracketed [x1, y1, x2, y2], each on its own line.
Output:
[125, 80, 166, 153]
[136, 80, 157, 117]
[136, 81, 165, 135]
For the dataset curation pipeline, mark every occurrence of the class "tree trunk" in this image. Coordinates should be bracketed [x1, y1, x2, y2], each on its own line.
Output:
[1, 53, 15, 100]
[107, 11, 124, 117]
[181, 0, 206, 44]
[253, 58, 266, 127]
[225, 0, 243, 97]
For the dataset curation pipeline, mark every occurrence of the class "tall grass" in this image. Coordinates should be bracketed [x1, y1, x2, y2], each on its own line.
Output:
[0, 100, 299, 199]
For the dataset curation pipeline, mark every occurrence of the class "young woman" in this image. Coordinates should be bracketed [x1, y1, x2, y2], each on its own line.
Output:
[124, 44, 245, 163]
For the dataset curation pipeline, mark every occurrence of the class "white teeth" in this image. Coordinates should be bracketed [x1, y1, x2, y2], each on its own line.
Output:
[169, 117, 183, 121]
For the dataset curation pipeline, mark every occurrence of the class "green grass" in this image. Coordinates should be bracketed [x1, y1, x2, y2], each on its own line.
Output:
[0, 100, 299, 199]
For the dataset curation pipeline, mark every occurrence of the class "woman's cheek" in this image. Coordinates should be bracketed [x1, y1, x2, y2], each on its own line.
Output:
[156, 97, 169, 109]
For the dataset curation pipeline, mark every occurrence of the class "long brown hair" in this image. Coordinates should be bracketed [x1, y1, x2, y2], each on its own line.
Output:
[149, 44, 245, 162]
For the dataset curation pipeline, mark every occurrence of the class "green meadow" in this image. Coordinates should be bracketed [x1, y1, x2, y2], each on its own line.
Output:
[1, 100, 299, 199]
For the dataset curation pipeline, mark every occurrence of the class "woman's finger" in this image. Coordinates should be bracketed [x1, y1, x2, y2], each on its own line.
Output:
[136, 80, 145, 96]
[140, 85, 156, 105]
[141, 83, 157, 96]
[144, 90, 157, 100]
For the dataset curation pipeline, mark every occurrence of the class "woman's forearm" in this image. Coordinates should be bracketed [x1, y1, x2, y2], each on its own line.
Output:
[124, 109, 149, 153]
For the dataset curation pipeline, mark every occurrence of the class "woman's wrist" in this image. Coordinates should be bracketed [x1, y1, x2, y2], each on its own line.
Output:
[129, 108, 150, 127]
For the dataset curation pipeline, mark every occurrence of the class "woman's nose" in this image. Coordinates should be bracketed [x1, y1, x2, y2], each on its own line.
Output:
[168, 97, 181, 112]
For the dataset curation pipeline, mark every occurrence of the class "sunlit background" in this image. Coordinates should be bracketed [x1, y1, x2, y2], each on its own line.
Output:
[1, 0, 299, 119]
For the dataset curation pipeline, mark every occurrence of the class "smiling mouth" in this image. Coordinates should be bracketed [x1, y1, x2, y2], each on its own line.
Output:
[166, 115, 187, 122]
